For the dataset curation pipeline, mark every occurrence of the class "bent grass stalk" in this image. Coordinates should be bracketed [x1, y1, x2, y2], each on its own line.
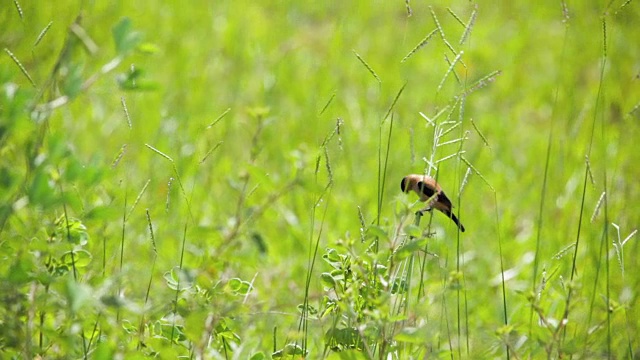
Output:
[145, 144, 194, 222]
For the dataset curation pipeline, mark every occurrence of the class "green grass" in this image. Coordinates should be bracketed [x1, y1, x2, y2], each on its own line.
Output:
[1, 1, 639, 358]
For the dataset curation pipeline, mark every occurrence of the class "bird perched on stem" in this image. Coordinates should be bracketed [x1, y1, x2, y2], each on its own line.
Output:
[400, 174, 465, 232]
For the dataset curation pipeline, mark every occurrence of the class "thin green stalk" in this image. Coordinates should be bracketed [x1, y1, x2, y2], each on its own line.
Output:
[115, 103, 133, 324]
[600, 36, 612, 360]
[416, 210, 436, 301]
[443, 280, 454, 360]
[601, 134, 611, 356]
[58, 179, 88, 358]
[299, 181, 331, 354]
[376, 113, 394, 228]
[299, 123, 339, 354]
[170, 221, 189, 345]
[530, 7, 569, 338]
[569, 13, 607, 284]
[85, 313, 102, 355]
[453, 95, 468, 357]
[139, 209, 158, 349]
[595, 16, 611, 355]
[493, 192, 510, 360]
[564, 16, 608, 356]
[376, 84, 405, 229]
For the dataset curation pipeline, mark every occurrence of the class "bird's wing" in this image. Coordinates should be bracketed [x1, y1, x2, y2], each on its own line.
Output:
[416, 181, 436, 199]
[437, 190, 454, 209]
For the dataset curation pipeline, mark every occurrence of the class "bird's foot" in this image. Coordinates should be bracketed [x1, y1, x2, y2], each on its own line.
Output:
[415, 207, 433, 217]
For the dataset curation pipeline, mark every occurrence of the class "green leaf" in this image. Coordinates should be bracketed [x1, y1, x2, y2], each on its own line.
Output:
[249, 352, 267, 360]
[247, 106, 270, 119]
[320, 272, 337, 288]
[325, 327, 362, 351]
[116, 66, 158, 91]
[403, 224, 422, 238]
[226, 277, 252, 295]
[394, 326, 428, 344]
[64, 275, 92, 313]
[138, 42, 159, 54]
[251, 231, 267, 253]
[366, 225, 388, 241]
[325, 350, 369, 359]
[61, 249, 92, 268]
[323, 248, 342, 268]
[93, 342, 115, 360]
[53, 216, 89, 245]
[61, 62, 83, 98]
[7, 255, 34, 283]
[163, 267, 194, 291]
[394, 237, 428, 260]
[448, 271, 464, 290]
[272, 343, 306, 358]
[296, 303, 318, 316]
[100, 294, 126, 309]
[29, 168, 57, 207]
[0, 166, 13, 189]
[85, 205, 120, 221]
[215, 319, 241, 342]
[112, 17, 142, 56]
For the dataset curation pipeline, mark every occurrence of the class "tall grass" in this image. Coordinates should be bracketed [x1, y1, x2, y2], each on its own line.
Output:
[0, 1, 638, 359]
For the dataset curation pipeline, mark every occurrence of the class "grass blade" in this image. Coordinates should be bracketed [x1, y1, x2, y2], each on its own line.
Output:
[353, 50, 381, 85]
[4, 48, 36, 87]
[401, 28, 437, 63]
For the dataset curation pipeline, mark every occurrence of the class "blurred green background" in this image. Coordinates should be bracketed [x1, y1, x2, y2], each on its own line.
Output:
[1, 0, 638, 358]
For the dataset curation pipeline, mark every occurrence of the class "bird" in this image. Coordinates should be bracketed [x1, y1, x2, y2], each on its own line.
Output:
[400, 174, 465, 232]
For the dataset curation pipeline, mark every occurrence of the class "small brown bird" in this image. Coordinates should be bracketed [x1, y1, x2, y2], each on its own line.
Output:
[400, 174, 465, 232]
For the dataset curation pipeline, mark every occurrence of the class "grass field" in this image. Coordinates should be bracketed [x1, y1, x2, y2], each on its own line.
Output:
[1, 1, 639, 358]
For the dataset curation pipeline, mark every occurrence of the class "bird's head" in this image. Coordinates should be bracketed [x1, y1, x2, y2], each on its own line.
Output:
[400, 176, 411, 193]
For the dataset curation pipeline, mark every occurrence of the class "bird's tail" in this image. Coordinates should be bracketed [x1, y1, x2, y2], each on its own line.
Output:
[444, 210, 465, 232]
